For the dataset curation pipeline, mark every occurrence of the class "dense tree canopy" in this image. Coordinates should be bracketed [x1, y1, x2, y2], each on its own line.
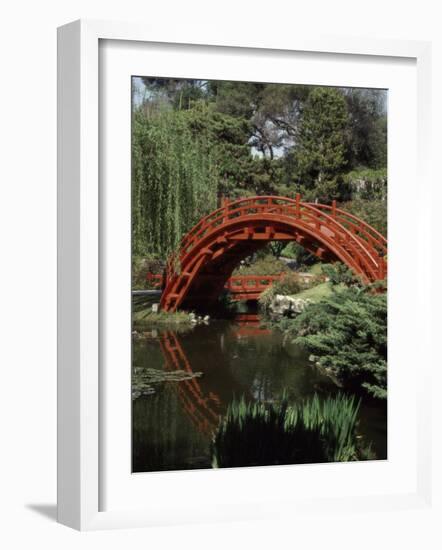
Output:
[132, 77, 387, 256]
[293, 87, 349, 201]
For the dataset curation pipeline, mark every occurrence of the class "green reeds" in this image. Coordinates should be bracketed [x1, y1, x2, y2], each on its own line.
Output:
[211, 393, 362, 468]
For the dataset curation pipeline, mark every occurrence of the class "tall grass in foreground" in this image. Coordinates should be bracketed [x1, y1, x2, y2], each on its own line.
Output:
[211, 394, 362, 468]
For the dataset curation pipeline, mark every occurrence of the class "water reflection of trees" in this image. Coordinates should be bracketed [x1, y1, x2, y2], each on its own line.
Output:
[132, 320, 337, 472]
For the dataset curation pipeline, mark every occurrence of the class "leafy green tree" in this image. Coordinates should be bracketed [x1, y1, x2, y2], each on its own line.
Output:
[294, 87, 350, 202]
[343, 89, 387, 170]
[132, 107, 218, 257]
[321, 263, 363, 287]
[211, 81, 312, 160]
[185, 102, 281, 198]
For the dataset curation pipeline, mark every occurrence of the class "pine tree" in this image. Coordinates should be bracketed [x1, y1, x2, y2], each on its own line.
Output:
[294, 87, 349, 202]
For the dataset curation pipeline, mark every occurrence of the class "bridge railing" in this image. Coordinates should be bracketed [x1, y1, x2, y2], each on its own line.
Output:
[171, 195, 384, 282]
[148, 272, 294, 293]
[306, 202, 387, 255]
[225, 274, 284, 292]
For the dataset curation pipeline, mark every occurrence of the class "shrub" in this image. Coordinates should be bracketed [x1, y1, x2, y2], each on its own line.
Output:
[279, 242, 319, 268]
[343, 167, 387, 201]
[287, 287, 387, 399]
[273, 272, 304, 295]
[232, 253, 290, 276]
[211, 394, 363, 468]
[321, 262, 363, 287]
[258, 272, 305, 313]
[132, 256, 166, 289]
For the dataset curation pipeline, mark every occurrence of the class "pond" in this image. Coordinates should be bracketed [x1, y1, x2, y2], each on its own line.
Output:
[132, 312, 387, 472]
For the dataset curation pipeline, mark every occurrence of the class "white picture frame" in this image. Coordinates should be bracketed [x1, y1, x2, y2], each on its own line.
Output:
[57, 19, 433, 531]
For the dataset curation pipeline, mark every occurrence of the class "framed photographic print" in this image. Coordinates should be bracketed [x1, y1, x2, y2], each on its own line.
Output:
[57, 19, 432, 530]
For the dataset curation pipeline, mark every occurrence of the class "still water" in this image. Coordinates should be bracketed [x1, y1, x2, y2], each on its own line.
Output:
[132, 314, 387, 472]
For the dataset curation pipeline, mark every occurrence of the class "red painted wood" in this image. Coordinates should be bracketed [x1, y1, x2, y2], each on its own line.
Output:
[147, 272, 284, 298]
[157, 195, 387, 312]
[160, 331, 221, 434]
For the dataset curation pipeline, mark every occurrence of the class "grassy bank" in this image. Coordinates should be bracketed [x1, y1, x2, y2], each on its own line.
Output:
[289, 281, 335, 302]
[133, 308, 192, 326]
[132, 294, 192, 326]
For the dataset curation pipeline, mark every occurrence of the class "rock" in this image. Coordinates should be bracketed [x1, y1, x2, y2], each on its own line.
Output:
[269, 294, 311, 318]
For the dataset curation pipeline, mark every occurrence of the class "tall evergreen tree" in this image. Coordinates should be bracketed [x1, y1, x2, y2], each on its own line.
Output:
[294, 87, 349, 202]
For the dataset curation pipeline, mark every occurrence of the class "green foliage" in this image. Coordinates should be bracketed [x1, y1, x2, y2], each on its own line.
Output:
[232, 253, 290, 276]
[322, 262, 363, 287]
[211, 81, 312, 159]
[139, 78, 210, 110]
[132, 79, 388, 265]
[258, 272, 306, 313]
[286, 287, 387, 398]
[132, 298, 192, 326]
[291, 282, 334, 302]
[132, 255, 165, 289]
[343, 89, 387, 170]
[343, 168, 387, 201]
[280, 241, 318, 267]
[273, 272, 304, 295]
[342, 197, 387, 236]
[211, 394, 363, 467]
[186, 102, 258, 197]
[294, 87, 350, 202]
[132, 107, 218, 257]
[258, 286, 278, 313]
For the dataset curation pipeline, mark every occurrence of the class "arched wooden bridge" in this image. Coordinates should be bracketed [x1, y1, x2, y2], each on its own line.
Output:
[160, 195, 387, 312]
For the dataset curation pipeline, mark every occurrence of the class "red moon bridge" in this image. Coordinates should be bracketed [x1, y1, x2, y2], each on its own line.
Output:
[160, 195, 387, 312]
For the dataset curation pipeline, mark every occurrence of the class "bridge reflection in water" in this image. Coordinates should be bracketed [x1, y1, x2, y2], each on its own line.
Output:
[160, 330, 222, 436]
[132, 317, 386, 473]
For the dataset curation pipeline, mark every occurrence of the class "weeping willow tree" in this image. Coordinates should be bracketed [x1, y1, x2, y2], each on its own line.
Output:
[132, 107, 219, 257]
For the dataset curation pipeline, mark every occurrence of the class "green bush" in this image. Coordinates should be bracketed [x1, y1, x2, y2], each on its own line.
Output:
[258, 272, 305, 313]
[286, 287, 387, 399]
[280, 242, 318, 268]
[211, 394, 363, 468]
[232, 253, 290, 276]
[321, 262, 363, 287]
[274, 272, 304, 295]
[343, 168, 387, 201]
